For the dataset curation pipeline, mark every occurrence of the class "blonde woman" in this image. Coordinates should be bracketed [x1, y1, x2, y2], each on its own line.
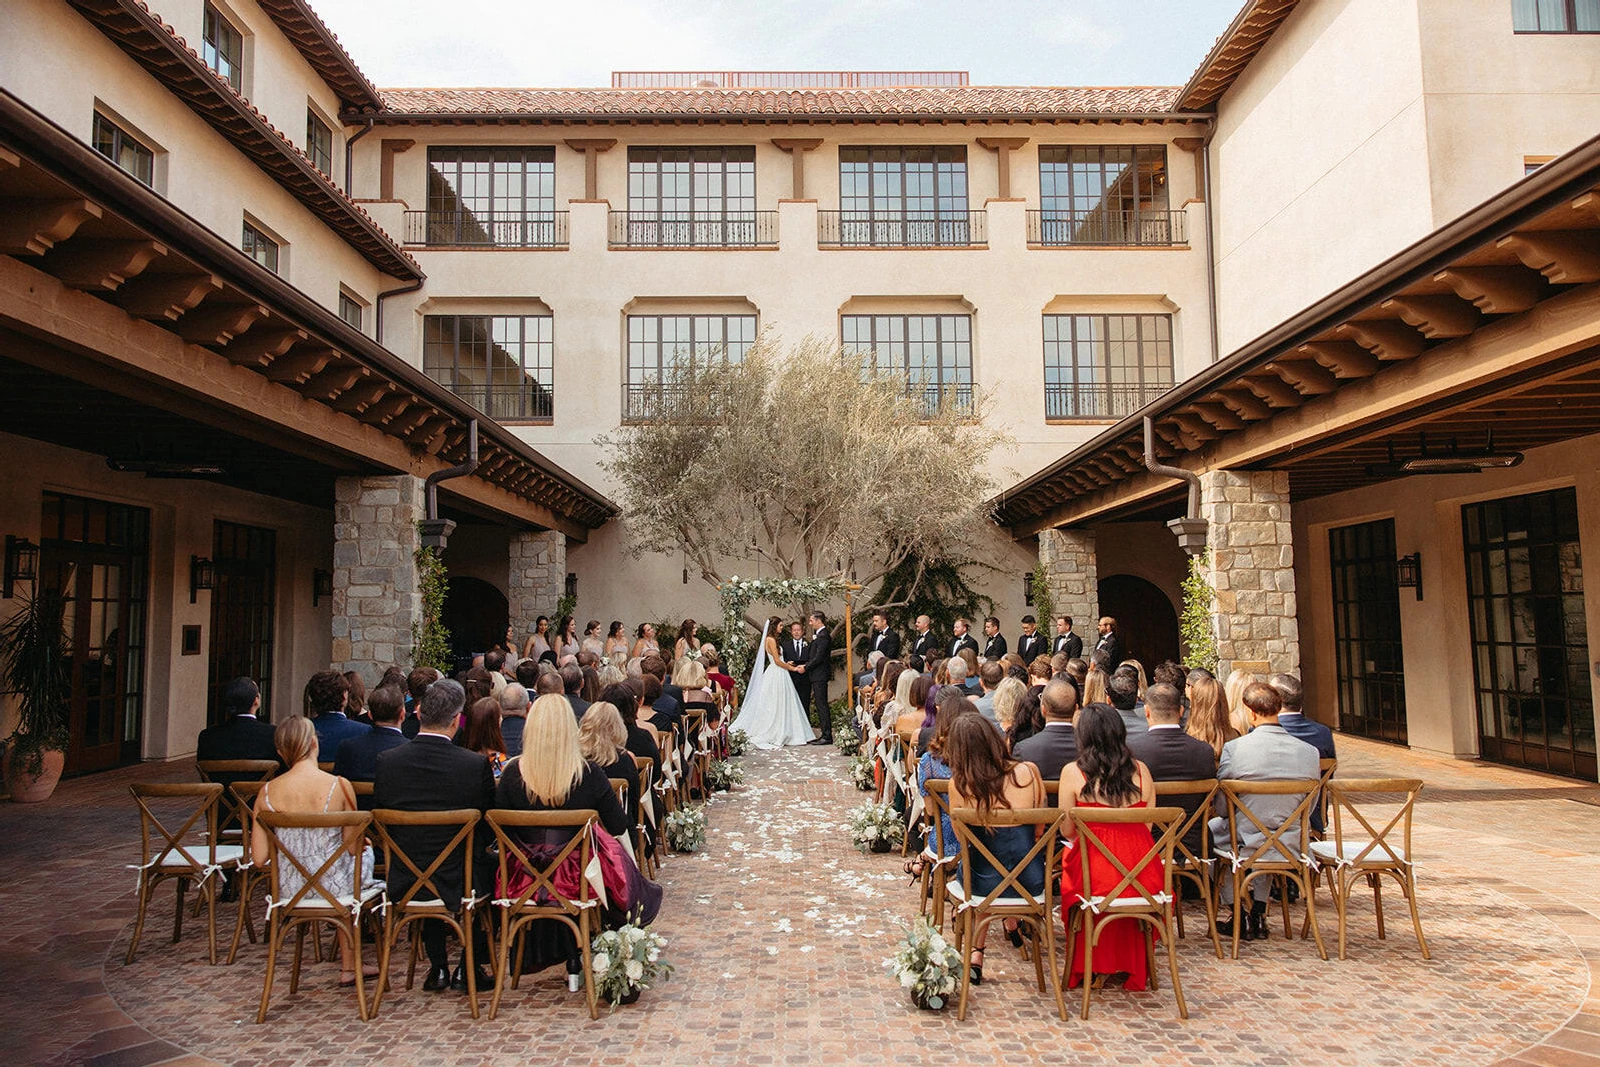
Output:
[1223, 668, 1259, 737]
[494, 694, 630, 838]
[251, 716, 374, 987]
[579, 701, 640, 828]
[673, 657, 715, 707]
[990, 676, 1029, 735]
[1119, 659, 1149, 701]
[1185, 675, 1238, 759]
[1081, 665, 1109, 707]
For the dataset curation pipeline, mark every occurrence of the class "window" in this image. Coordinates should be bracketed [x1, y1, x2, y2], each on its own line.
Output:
[625, 314, 756, 421]
[306, 109, 333, 175]
[1328, 520, 1408, 744]
[338, 292, 364, 331]
[202, 4, 244, 90]
[1513, 0, 1600, 31]
[1042, 314, 1173, 419]
[842, 314, 973, 413]
[832, 146, 974, 246]
[621, 146, 763, 246]
[424, 315, 554, 422]
[91, 112, 154, 187]
[241, 220, 278, 273]
[425, 147, 557, 246]
[1035, 145, 1176, 245]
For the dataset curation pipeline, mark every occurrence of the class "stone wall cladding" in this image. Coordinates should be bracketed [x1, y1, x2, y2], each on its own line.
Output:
[1200, 469, 1300, 678]
[332, 474, 424, 684]
[509, 529, 566, 642]
[1038, 528, 1098, 630]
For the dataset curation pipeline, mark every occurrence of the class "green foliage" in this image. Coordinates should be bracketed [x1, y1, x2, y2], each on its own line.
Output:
[1029, 561, 1054, 627]
[0, 589, 72, 776]
[554, 592, 578, 625]
[854, 549, 993, 653]
[411, 544, 452, 674]
[1180, 551, 1219, 673]
[717, 576, 853, 682]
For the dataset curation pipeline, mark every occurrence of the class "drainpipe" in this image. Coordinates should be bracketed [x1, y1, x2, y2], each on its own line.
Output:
[374, 277, 423, 344]
[418, 419, 479, 551]
[1143, 416, 1208, 556]
[1201, 126, 1221, 364]
[344, 118, 374, 197]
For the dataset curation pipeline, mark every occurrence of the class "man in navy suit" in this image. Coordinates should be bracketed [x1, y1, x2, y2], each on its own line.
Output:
[307, 670, 368, 760]
[196, 677, 279, 773]
[1012, 679, 1079, 781]
[1128, 683, 1217, 862]
[334, 684, 408, 799]
[1270, 674, 1335, 760]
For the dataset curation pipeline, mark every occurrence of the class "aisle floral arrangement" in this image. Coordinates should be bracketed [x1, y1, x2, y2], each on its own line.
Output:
[726, 728, 749, 757]
[706, 757, 745, 792]
[591, 920, 673, 1007]
[885, 917, 963, 1011]
[849, 752, 876, 791]
[848, 800, 904, 853]
[834, 722, 861, 755]
[664, 805, 707, 852]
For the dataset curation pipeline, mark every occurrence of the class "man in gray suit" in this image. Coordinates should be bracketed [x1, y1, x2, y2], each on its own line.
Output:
[1209, 681, 1320, 941]
[1012, 679, 1079, 782]
[972, 662, 1005, 725]
[1107, 670, 1147, 741]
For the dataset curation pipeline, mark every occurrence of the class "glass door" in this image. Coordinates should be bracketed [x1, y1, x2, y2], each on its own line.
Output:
[1464, 488, 1593, 778]
[1328, 519, 1408, 743]
[207, 521, 277, 726]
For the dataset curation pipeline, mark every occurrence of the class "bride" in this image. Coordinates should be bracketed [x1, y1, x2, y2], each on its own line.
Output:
[733, 616, 816, 749]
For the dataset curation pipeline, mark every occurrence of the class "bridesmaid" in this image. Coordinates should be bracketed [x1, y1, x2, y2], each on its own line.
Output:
[521, 615, 551, 663]
[603, 621, 629, 659]
[631, 622, 659, 660]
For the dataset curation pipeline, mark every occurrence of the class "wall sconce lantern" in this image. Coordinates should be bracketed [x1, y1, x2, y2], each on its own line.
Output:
[565, 572, 578, 599]
[1396, 552, 1423, 601]
[4, 536, 39, 598]
[1023, 575, 1034, 606]
[313, 568, 334, 606]
[190, 555, 215, 604]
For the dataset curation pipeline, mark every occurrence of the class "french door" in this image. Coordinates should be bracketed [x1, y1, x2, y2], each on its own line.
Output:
[1328, 519, 1408, 743]
[207, 521, 277, 726]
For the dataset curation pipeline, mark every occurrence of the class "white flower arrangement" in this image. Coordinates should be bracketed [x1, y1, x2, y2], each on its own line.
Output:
[834, 722, 861, 755]
[885, 917, 963, 1010]
[715, 574, 852, 680]
[726, 728, 750, 757]
[849, 752, 876, 791]
[848, 800, 905, 852]
[664, 804, 708, 852]
[706, 757, 746, 792]
[591, 921, 673, 1007]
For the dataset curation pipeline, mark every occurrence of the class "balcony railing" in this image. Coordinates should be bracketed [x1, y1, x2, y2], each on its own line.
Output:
[818, 211, 987, 248]
[441, 382, 553, 422]
[608, 211, 778, 248]
[1045, 382, 1172, 420]
[1028, 209, 1187, 247]
[622, 382, 731, 423]
[404, 210, 569, 248]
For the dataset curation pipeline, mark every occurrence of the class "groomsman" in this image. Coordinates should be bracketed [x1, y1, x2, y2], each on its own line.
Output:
[782, 621, 809, 705]
[1016, 615, 1048, 663]
[910, 615, 939, 661]
[980, 617, 1007, 661]
[1052, 615, 1084, 660]
[866, 612, 901, 660]
[948, 618, 979, 659]
[1096, 616, 1126, 668]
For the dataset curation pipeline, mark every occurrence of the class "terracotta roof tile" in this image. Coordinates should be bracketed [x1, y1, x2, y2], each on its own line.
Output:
[361, 85, 1187, 122]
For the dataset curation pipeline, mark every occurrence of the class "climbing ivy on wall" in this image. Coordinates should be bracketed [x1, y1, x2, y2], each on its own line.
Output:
[1179, 550, 1218, 674]
[412, 544, 452, 673]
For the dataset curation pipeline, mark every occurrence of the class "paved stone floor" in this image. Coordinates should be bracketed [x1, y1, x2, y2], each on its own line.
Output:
[8, 735, 1600, 1065]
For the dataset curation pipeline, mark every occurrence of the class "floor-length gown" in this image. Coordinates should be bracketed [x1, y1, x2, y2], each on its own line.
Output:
[1061, 798, 1165, 990]
[733, 634, 815, 749]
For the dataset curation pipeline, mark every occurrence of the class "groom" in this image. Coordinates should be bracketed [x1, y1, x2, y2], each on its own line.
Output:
[801, 611, 833, 745]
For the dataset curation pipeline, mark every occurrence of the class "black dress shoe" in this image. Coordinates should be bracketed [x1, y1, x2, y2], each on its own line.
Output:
[1216, 918, 1236, 941]
[451, 965, 494, 992]
[1248, 903, 1270, 941]
[422, 965, 452, 992]
[805, 737, 828, 745]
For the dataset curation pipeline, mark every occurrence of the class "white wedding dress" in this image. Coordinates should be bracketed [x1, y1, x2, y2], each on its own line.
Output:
[734, 623, 816, 749]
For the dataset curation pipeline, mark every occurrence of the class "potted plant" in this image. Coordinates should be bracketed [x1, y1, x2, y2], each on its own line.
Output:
[848, 752, 876, 791]
[591, 920, 673, 1007]
[0, 589, 71, 803]
[664, 805, 707, 853]
[848, 801, 905, 853]
[705, 757, 745, 792]
[726, 728, 749, 758]
[885, 917, 963, 1011]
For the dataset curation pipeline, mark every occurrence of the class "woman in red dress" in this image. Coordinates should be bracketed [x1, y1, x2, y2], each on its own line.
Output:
[1058, 702, 1165, 990]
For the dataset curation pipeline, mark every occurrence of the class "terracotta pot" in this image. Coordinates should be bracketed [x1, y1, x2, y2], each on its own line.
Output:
[4, 746, 65, 803]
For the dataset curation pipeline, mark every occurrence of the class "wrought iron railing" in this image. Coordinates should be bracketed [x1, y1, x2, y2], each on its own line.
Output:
[404, 210, 569, 248]
[441, 382, 553, 422]
[622, 382, 730, 423]
[1044, 382, 1172, 420]
[1027, 209, 1186, 247]
[818, 211, 987, 248]
[608, 211, 778, 248]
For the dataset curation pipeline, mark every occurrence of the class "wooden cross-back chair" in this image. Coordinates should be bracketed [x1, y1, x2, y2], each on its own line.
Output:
[1308, 777, 1429, 960]
[196, 760, 278, 839]
[483, 809, 601, 1020]
[918, 779, 957, 930]
[368, 808, 489, 1018]
[1215, 779, 1328, 961]
[253, 809, 382, 1022]
[1063, 806, 1188, 1020]
[1311, 757, 1337, 837]
[126, 782, 242, 966]
[682, 702, 718, 799]
[652, 728, 680, 819]
[1152, 778, 1222, 958]
[946, 806, 1068, 1022]
[633, 754, 658, 877]
[225, 780, 271, 964]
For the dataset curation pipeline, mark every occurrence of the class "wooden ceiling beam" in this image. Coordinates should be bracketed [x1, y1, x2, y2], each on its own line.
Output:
[175, 302, 269, 346]
[1498, 230, 1600, 284]
[113, 271, 222, 322]
[1380, 294, 1483, 339]
[1191, 400, 1245, 431]
[1299, 340, 1382, 379]
[1335, 320, 1427, 362]
[41, 238, 166, 291]
[1433, 265, 1546, 315]
[263, 345, 336, 384]
[1268, 358, 1339, 394]
[1240, 373, 1305, 408]
[222, 326, 306, 369]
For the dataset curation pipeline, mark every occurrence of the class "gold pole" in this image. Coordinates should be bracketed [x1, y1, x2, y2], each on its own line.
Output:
[843, 583, 862, 718]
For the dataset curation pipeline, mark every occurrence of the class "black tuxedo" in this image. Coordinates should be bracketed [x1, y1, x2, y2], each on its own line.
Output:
[981, 634, 1007, 660]
[1095, 631, 1125, 668]
[1053, 631, 1084, 660]
[781, 635, 809, 703]
[333, 725, 408, 794]
[910, 629, 939, 660]
[196, 714, 280, 771]
[868, 627, 901, 660]
[1127, 725, 1217, 857]
[803, 625, 833, 741]
[948, 633, 979, 659]
[1016, 632, 1048, 663]
[373, 735, 495, 913]
[1011, 722, 1079, 782]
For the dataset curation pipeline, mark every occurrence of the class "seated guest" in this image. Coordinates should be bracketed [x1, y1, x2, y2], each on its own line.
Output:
[1223, 668, 1260, 738]
[461, 697, 509, 778]
[499, 683, 531, 758]
[1185, 675, 1238, 760]
[640, 653, 683, 716]
[1026, 656, 1052, 697]
[946, 655, 971, 698]
[1107, 670, 1148, 741]
[1209, 682, 1319, 941]
[252, 716, 374, 987]
[1064, 657, 1088, 696]
[333, 684, 408, 794]
[514, 659, 541, 693]
[972, 661, 1005, 725]
[1007, 689, 1045, 749]
[560, 664, 591, 721]
[1012, 679, 1080, 781]
[1127, 683, 1217, 861]
[197, 677, 281, 786]
[578, 702, 641, 831]
[958, 648, 981, 692]
[857, 649, 885, 693]
[1119, 659, 1149, 702]
[602, 681, 661, 772]
[639, 674, 679, 734]
[990, 677, 1028, 738]
[1081, 665, 1109, 707]
[1057, 702, 1163, 991]
[1270, 673, 1335, 760]
[534, 667, 564, 697]
[945, 712, 1048, 985]
[703, 649, 737, 710]
[913, 698, 968, 873]
[923, 687, 969, 755]
[307, 670, 367, 758]
[672, 658, 716, 715]
[895, 674, 934, 740]
[403, 667, 439, 739]
[461, 667, 494, 705]
[483, 650, 509, 697]
[374, 679, 495, 993]
[343, 672, 368, 725]
[581, 665, 602, 704]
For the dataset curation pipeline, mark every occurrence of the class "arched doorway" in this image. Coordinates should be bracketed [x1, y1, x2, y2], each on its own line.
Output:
[442, 577, 508, 670]
[1097, 574, 1180, 667]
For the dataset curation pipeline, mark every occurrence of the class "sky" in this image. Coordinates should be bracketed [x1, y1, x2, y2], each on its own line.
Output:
[308, 0, 1244, 89]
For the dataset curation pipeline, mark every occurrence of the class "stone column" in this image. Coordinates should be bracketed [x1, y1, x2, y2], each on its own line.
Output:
[1037, 527, 1097, 631]
[1200, 469, 1300, 678]
[331, 474, 424, 683]
[509, 529, 565, 640]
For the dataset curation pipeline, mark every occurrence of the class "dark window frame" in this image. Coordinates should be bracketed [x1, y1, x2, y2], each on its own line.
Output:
[206, 520, 276, 727]
[306, 109, 333, 175]
[423, 314, 555, 423]
[1328, 519, 1409, 745]
[241, 220, 278, 273]
[1041, 313, 1174, 420]
[1512, 0, 1600, 32]
[91, 111, 155, 187]
[202, 4, 245, 90]
[841, 313, 974, 414]
[425, 146, 557, 246]
[624, 313, 756, 422]
[337, 292, 364, 331]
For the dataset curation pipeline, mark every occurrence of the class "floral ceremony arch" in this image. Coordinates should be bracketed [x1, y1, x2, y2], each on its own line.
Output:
[717, 575, 859, 686]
